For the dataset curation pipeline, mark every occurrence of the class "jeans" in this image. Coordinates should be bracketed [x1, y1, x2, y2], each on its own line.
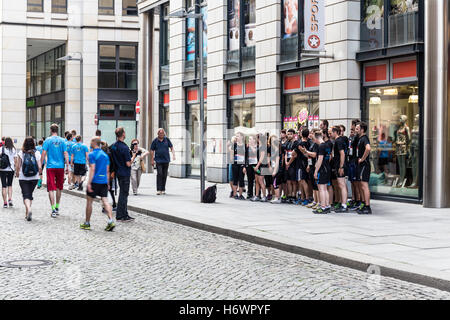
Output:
[131, 168, 142, 194]
[117, 175, 130, 219]
[156, 163, 169, 191]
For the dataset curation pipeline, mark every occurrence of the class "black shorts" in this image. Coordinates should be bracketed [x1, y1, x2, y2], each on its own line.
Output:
[287, 165, 297, 181]
[0, 171, 14, 188]
[335, 165, 348, 178]
[317, 168, 331, 186]
[19, 180, 38, 201]
[357, 161, 371, 182]
[309, 169, 318, 191]
[86, 183, 108, 199]
[331, 169, 337, 181]
[273, 172, 285, 189]
[348, 161, 358, 182]
[74, 163, 87, 176]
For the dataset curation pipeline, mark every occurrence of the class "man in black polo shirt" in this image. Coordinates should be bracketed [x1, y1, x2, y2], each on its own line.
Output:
[110, 127, 134, 222]
[151, 128, 176, 195]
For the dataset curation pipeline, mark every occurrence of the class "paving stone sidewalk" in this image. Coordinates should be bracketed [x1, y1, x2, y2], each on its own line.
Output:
[85, 173, 450, 290]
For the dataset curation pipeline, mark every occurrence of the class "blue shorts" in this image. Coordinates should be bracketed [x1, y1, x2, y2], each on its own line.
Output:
[348, 161, 358, 182]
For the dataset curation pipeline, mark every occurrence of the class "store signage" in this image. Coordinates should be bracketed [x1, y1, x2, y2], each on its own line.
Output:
[163, 92, 170, 105]
[304, 0, 324, 51]
[392, 60, 417, 80]
[313, 115, 319, 128]
[26, 99, 35, 108]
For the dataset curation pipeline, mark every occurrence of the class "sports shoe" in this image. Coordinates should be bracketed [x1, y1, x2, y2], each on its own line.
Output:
[251, 196, 261, 202]
[313, 207, 328, 214]
[306, 201, 316, 208]
[26, 212, 32, 222]
[3, 203, 7, 209]
[51, 210, 57, 218]
[302, 199, 310, 206]
[229, 191, 234, 198]
[157, 191, 162, 195]
[238, 195, 246, 200]
[234, 195, 239, 200]
[261, 197, 268, 202]
[350, 202, 362, 211]
[55, 207, 60, 215]
[246, 195, 253, 200]
[358, 206, 372, 215]
[312, 203, 320, 210]
[105, 222, 116, 232]
[68, 184, 75, 190]
[161, 191, 166, 195]
[346, 200, 355, 207]
[267, 195, 273, 201]
[335, 206, 349, 213]
[271, 198, 282, 204]
[8, 200, 13, 208]
[294, 198, 303, 205]
[80, 223, 91, 230]
[332, 203, 341, 212]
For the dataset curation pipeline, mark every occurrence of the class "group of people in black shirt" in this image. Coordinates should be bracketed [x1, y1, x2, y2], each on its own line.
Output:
[228, 119, 372, 215]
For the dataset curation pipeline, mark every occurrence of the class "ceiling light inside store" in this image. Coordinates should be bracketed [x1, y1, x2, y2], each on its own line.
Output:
[370, 97, 381, 105]
[408, 94, 419, 104]
[383, 88, 398, 96]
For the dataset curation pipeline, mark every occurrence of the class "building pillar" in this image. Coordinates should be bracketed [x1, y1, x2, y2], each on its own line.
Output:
[255, 0, 281, 135]
[320, 0, 360, 131]
[206, 1, 228, 182]
[168, 0, 187, 177]
[423, 0, 450, 208]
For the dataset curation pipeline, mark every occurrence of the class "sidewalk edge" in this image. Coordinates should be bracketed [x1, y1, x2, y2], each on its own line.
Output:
[63, 189, 450, 293]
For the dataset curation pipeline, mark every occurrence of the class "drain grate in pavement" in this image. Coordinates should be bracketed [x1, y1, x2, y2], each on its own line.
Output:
[0, 259, 53, 268]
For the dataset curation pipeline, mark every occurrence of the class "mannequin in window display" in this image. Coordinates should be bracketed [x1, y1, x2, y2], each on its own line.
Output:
[395, 114, 410, 188]
[408, 114, 419, 188]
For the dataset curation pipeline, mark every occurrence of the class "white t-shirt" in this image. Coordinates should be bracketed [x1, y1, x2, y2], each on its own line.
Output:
[0, 147, 17, 172]
[17, 150, 41, 180]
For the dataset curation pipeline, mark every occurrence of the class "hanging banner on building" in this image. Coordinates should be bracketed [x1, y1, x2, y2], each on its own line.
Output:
[304, 0, 325, 51]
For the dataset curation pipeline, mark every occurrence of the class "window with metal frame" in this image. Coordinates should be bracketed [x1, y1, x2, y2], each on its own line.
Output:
[52, 0, 67, 13]
[98, 43, 137, 89]
[27, 0, 44, 12]
[160, 4, 170, 85]
[99, 0, 114, 15]
[122, 0, 138, 16]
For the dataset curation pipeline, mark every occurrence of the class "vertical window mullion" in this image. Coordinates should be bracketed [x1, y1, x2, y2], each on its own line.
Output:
[298, 0, 304, 61]
[239, 0, 245, 71]
[116, 45, 119, 89]
[384, 0, 389, 48]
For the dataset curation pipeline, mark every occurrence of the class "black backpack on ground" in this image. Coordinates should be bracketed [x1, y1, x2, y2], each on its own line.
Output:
[202, 185, 217, 203]
[22, 150, 39, 177]
[0, 147, 11, 170]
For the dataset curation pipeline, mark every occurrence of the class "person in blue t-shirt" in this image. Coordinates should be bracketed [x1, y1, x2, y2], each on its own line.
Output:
[150, 128, 175, 195]
[65, 133, 76, 188]
[36, 139, 45, 189]
[70, 135, 89, 191]
[41, 124, 69, 217]
[80, 136, 115, 232]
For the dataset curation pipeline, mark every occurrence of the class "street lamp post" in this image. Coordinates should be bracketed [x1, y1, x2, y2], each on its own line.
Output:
[57, 53, 84, 137]
[168, 7, 205, 202]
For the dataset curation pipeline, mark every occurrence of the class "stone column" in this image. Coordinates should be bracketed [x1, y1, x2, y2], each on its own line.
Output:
[255, 0, 281, 135]
[168, 0, 187, 177]
[320, 0, 360, 131]
[206, 1, 228, 182]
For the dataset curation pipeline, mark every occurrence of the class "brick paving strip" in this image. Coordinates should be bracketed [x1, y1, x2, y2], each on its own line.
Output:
[61, 173, 450, 293]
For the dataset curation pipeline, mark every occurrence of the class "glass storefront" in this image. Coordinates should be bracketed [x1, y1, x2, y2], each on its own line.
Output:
[366, 84, 419, 199]
[187, 103, 207, 177]
[283, 92, 319, 130]
[97, 104, 136, 146]
[231, 99, 255, 129]
[27, 104, 65, 139]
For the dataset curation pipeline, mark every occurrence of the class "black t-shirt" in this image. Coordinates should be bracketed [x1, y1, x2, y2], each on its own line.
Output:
[295, 139, 310, 170]
[318, 142, 332, 172]
[334, 136, 348, 169]
[356, 135, 370, 164]
[285, 139, 299, 167]
[308, 142, 319, 169]
[350, 135, 359, 161]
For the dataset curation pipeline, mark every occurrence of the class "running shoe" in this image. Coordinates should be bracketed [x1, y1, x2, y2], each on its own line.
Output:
[157, 191, 162, 195]
[267, 195, 273, 201]
[358, 206, 372, 215]
[80, 223, 91, 230]
[26, 212, 32, 222]
[234, 195, 239, 200]
[302, 199, 310, 206]
[350, 202, 362, 211]
[51, 210, 57, 218]
[313, 207, 328, 214]
[238, 195, 246, 200]
[312, 203, 320, 210]
[8, 200, 13, 208]
[306, 201, 316, 208]
[261, 197, 268, 202]
[229, 191, 234, 198]
[246, 195, 253, 200]
[161, 191, 166, 195]
[3, 203, 7, 208]
[335, 206, 349, 213]
[105, 222, 116, 232]
[250, 196, 261, 202]
[271, 198, 282, 204]
[55, 207, 60, 215]
[332, 203, 341, 212]
[294, 198, 303, 205]
[346, 200, 355, 207]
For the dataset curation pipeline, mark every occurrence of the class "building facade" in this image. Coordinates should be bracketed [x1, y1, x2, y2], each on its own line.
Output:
[137, 0, 434, 205]
[0, 0, 140, 147]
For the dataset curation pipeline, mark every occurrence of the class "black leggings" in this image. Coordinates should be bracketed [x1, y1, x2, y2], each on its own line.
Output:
[0, 171, 14, 188]
[19, 180, 38, 200]
[232, 164, 245, 188]
[246, 165, 255, 197]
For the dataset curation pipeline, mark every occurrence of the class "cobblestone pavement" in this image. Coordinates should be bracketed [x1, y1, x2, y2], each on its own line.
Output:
[1, 185, 449, 300]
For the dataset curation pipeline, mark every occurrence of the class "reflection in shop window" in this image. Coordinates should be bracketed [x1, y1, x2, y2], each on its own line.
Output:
[366, 84, 419, 199]
[99, 0, 114, 15]
[360, 0, 384, 51]
[122, 0, 138, 16]
[389, 0, 419, 46]
[283, 93, 319, 130]
[231, 99, 255, 129]
[28, 0, 43, 12]
[52, 0, 67, 13]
